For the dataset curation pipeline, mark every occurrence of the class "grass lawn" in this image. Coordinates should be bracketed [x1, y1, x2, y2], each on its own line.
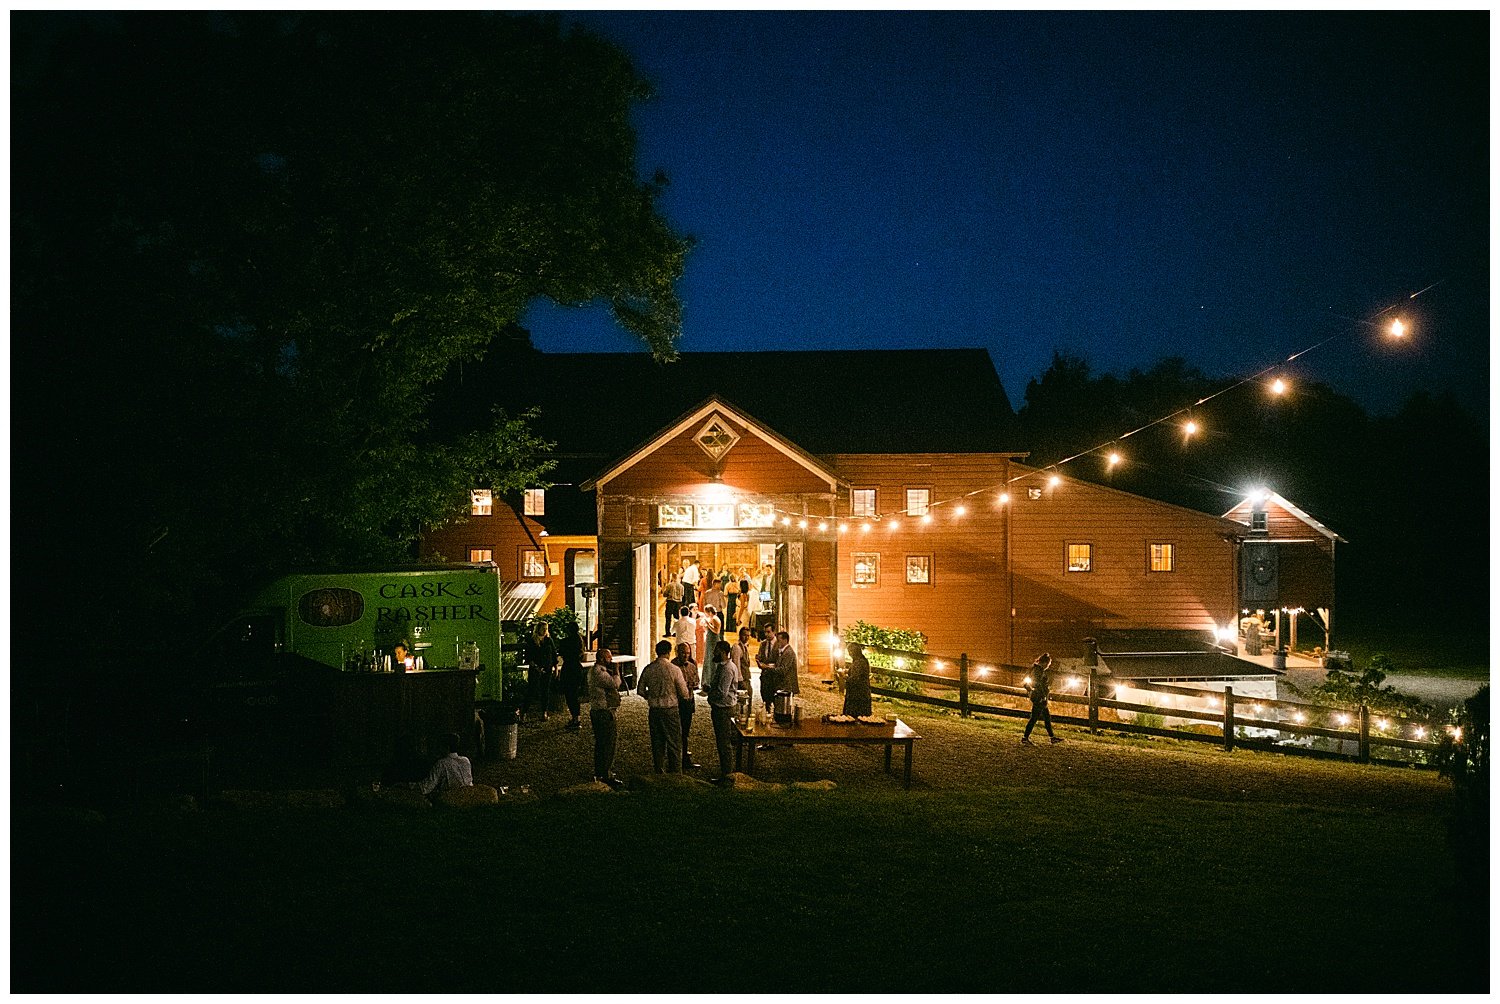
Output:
[1336, 624, 1490, 681]
[13, 778, 1484, 993]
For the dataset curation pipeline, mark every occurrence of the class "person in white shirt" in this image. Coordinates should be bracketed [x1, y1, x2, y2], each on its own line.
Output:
[420, 733, 473, 795]
[674, 605, 698, 662]
[680, 558, 701, 609]
[637, 639, 691, 772]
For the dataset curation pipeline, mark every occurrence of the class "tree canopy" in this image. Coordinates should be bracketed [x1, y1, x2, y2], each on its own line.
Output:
[13, 12, 691, 646]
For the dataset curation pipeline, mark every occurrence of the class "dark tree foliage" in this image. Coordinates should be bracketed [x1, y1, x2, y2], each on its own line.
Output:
[13, 13, 691, 648]
[1015, 352, 1487, 631]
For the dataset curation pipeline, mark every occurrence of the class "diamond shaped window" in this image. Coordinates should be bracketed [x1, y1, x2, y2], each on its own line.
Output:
[694, 415, 741, 462]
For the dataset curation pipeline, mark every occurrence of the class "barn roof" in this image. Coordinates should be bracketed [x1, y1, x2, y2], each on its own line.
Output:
[438, 346, 1015, 459]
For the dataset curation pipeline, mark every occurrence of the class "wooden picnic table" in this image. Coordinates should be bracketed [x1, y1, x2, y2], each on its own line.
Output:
[732, 716, 921, 788]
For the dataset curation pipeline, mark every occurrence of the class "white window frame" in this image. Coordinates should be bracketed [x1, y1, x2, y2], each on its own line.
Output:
[1149, 543, 1175, 573]
[851, 488, 877, 518]
[523, 488, 545, 516]
[852, 552, 880, 587]
[470, 489, 493, 516]
[1066, 542, 1093, 573]
[905, 488, 930, 517]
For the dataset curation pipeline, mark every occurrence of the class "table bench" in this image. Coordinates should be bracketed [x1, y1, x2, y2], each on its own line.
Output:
[732, 717, 920, 788]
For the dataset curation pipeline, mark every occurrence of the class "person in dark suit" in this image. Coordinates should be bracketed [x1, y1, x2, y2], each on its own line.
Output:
[1021, 652, 1062, 744]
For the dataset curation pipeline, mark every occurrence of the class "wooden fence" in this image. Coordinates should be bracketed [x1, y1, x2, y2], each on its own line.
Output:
[853, 644, 1443, 767]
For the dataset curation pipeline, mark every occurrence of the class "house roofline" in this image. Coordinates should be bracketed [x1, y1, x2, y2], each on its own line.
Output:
[580, 395, 844, 492]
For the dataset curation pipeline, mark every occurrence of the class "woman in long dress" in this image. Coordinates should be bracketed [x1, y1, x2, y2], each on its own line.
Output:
[843, 641, 873, 717]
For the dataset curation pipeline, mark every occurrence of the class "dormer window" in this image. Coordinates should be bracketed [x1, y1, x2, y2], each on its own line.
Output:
[470, 489, 493, 516]
[1250, 510, 1268, 532]
[523, 488, 545, 516]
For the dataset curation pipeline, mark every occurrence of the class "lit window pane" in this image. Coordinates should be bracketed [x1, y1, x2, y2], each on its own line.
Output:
[851, 489, 877, 518]
[470, 489, 493, 516]
[852, 552, 879, 586]
[1067, 543, 1092, 572]
[906, 489, 930, 516]
[468, 547, 493, 563]
[523, 488, 545, 516]
[1150, 543, 1175, 572]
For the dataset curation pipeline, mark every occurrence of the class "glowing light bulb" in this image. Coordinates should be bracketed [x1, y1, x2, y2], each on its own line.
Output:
[954, 505, 967, 517]
[780, 516, 791, 526]
[1184, 420, 1199, 437]
[1389, 319, 1406, 338]
[998, 493, 1010, 505]
[838, 523, 848, 533]
[861, 523, 871, 533]
[1107, 452, 1121, 469]
[817, 521, 828, 532]
[1271, 378, 1287, 395]
[797, 519, 807, 529]
[1414, 727, 1427, 739]
[921, 514, 932, 525]
[888, 518, 900, 530]
[1048, 475, 1061, 488]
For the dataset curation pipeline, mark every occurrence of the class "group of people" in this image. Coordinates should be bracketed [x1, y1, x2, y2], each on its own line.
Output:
[582, 625, 806, 786]
[663, 558, 774, 638]
[521, 619, 589, 730]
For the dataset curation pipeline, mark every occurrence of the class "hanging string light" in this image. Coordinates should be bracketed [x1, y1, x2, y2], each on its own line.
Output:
[749, 282, 1433, 533]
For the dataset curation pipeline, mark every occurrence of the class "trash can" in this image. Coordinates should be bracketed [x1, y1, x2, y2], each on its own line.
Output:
[489, 703, 520, 760]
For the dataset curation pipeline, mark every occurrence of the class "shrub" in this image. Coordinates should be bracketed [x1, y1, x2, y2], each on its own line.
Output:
[842, 620, 927, 694]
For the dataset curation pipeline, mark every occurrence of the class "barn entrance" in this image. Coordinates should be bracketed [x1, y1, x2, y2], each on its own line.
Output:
[628, 539, 794, 678]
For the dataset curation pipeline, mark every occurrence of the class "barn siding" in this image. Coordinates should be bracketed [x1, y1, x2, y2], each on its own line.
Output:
[1008, 468, 1240, 659]
[827, 454, 1014, 666]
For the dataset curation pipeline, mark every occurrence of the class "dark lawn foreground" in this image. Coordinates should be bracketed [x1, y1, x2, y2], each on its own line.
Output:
[13, 773, 1485, 993]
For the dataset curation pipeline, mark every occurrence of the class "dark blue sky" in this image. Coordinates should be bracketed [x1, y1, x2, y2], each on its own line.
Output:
[524, 12, 1488, 418]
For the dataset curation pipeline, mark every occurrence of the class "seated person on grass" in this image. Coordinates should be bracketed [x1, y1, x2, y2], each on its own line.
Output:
[420, 733, 474, 796]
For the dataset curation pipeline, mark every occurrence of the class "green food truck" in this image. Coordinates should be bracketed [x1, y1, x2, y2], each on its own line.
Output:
[211, 565, 533, 760]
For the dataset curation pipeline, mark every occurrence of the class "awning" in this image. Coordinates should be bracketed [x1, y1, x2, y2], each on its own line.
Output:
[500, 581, 547, 622]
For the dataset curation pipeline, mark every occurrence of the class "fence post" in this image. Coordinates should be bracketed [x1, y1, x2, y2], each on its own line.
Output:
[1088, 665, 1100, 735]
[958, 653, 970, 718]
[1358, 704, 1370, 763]
[1223, 687, 1235, 752]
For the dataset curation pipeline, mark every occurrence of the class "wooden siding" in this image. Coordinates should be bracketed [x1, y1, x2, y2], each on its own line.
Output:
[604, 419, 833, 497]
[827, 454, 1013, 666]
[1272, 541, 1335, 610]
[421, 506, 554, 586]
[1008, 468, 1240, 660]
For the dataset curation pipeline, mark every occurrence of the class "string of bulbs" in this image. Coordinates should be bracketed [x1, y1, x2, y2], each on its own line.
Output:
[757, 284, 1433, 531]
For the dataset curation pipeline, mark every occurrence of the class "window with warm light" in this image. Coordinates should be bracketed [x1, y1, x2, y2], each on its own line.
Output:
[468, 547, 493, 563]
[1149, 543, 1175, 572]
[905, 554, 932, 585]
[657, 504, 694, 529]
[695, 503, 735, 529]
[737, 502, 775, 527]
[852, 552, 879, 587]
[523, 488, 545, 516]
[520, 548, 547, 579]
[1066, 543, 1093, 573]
[1027, 487, 1042, 501]
[470, 489, 493, 516]
[851, 488, 877, 518]
[905, 488, 930, 517]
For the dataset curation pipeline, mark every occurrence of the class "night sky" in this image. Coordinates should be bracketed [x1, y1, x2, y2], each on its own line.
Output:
[522, 12, 1488, 419]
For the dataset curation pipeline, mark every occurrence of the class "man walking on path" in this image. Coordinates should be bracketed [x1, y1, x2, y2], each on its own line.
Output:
[1022, 652, 1063, 744]
[638, 639, 691, 772]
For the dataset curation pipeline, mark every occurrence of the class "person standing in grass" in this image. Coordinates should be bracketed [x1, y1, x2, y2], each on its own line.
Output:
[589, 648, 624, 789]
[1022, 652, 1062, 744]
[673, 643, 702, 770]
[638, 639, 690, 772]
[704, 639, 741, 782]
[757, 626, 780, 712]
[843, 641, 872, 717]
